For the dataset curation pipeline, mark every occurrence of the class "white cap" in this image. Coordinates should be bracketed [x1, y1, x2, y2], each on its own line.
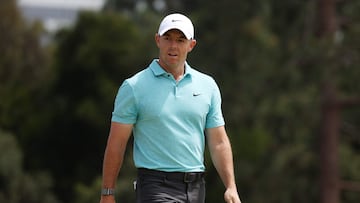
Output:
[158, 13, 194, 40]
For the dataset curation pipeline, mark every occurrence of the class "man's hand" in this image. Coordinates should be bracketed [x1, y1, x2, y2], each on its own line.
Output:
[224, 187, 241, 203]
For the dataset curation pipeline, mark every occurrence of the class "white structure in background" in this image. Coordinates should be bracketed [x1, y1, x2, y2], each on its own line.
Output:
[18, 0, 105, 32]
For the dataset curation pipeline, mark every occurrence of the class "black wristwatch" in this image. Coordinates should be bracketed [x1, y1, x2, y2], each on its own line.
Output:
[101, 188, 115, 196]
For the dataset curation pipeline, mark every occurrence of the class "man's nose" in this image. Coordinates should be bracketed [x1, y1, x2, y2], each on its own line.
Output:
[169, 39, 178, 48]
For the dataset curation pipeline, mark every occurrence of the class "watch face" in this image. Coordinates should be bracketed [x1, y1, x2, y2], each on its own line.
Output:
[101, 188, 115, 195]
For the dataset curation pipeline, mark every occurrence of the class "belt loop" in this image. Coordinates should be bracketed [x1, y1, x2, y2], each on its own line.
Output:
[184, 172, 200, 183]
[184, 173, 191, 183]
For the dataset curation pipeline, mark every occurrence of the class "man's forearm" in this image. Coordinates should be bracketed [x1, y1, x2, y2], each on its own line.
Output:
[211, 138, 237, 189]
[100, 123, 133, 203]
[210, 136, 242, 203]
[101, 145, 124, 188]
[101, 122, 133, 188]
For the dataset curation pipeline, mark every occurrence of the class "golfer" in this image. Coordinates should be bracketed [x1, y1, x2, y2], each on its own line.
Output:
[100, 13, 242, 203]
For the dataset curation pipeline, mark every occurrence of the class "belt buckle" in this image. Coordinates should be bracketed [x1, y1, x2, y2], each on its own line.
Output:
[183, 173, 194, 183]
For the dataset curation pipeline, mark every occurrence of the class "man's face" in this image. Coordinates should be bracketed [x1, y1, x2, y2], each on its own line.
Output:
[155, 29, 196, 70]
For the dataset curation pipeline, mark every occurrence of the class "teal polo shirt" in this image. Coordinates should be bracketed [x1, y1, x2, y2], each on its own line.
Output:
[112, 59, 225, 172]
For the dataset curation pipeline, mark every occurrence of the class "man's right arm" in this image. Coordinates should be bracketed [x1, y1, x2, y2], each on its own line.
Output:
[100, 122, 133, 203]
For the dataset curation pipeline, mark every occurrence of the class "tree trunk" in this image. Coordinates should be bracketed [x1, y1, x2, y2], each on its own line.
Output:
[320, 83, 340, 203]
[317, 0, 339, 201]
[317, 0, 337, 37]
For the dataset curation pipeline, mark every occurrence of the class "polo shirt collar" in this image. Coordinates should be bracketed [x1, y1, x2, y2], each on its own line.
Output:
[150, 59, 193, 78]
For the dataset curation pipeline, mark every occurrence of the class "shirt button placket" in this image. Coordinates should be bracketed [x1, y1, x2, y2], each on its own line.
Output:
[174, 84, 178, 97]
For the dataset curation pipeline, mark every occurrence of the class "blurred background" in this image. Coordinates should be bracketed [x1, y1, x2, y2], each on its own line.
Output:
[1, 0, 359, 202]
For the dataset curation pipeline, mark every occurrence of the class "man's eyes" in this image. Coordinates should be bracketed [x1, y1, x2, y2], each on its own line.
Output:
[163, 37, 185, 42]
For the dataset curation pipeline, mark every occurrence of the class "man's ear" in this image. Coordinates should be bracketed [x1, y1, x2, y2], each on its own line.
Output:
[155, 33, 160, 47]
[188, 39, 197, 52]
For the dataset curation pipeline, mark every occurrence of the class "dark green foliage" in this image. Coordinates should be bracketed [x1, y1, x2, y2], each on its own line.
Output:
[0, 130, 59, 203]
[38, 12, 152, 202]
[1, 0, 359, 202]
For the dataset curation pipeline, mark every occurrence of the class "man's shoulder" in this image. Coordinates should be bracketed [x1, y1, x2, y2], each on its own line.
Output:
[124, 67, 152, 85]
[189, 66, 216, 83]
[125, 59, 161, 84]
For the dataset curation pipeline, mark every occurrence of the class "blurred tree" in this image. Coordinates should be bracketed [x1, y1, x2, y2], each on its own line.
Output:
[193, 0, 360, 202]
[0, 0, 57, 200]
[1, 0, 358, 202]
[0, 130, 59, 203]
[36, 11, 154, 202]
[104, 0, 200, 13]
[0, 0, 51, 133]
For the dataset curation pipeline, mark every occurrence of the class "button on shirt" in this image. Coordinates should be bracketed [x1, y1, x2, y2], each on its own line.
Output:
[112, 59, 225, 172]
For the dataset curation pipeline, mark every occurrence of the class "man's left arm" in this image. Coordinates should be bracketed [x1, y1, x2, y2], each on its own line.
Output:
[206, 126, 242, 203]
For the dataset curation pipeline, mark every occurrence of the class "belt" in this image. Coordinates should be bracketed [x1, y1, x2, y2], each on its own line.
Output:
[138, 168, 204, 183]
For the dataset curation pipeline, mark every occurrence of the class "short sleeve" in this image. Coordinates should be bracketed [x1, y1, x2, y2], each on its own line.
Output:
[111, 80, 138, 124]
[205, 81, 225, 128]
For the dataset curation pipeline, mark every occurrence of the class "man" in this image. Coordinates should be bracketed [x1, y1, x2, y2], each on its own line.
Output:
[100, 13, 241, 203]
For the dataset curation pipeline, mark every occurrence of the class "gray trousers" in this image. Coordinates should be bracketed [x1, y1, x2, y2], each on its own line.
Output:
[136, 168, 206, 203]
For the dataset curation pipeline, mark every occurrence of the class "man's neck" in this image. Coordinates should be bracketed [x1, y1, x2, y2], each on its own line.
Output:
[157, 61, 185, 81]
